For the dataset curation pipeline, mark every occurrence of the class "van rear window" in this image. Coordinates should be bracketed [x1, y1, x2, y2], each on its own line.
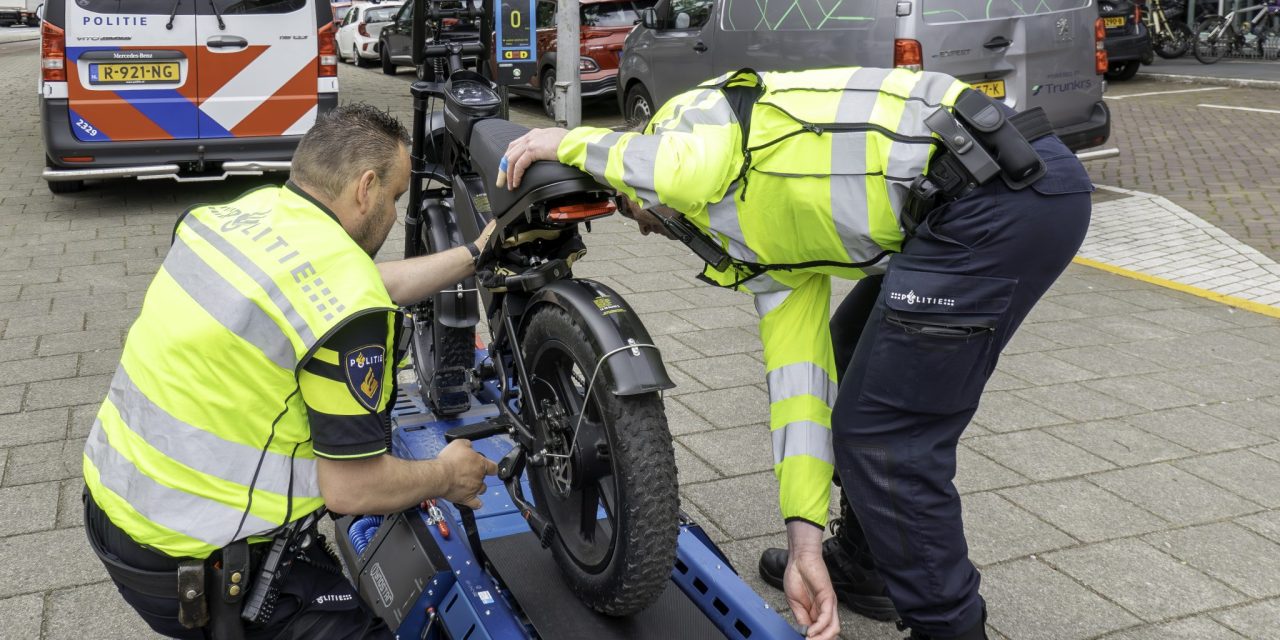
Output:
[722, 0, 876, 31]
[73, 0, 174, 15]
[210, 0, 308, 14]
[923, 0, 1091, 23]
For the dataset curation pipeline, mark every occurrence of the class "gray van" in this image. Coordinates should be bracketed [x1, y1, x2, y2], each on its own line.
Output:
[618, 0, 1110, 151]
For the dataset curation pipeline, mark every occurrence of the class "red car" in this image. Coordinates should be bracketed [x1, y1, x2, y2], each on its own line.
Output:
[492, 0, 655, 117]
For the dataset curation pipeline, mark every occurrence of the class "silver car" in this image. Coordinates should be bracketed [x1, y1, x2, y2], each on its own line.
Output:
[618, 0, 1109, 151]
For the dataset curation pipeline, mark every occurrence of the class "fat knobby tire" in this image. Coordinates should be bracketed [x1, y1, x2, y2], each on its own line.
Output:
[520, 305, 679, 617]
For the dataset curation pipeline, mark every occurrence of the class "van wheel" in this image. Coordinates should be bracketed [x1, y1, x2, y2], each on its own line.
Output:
[541, 68, 557, 119]
[380, 47, 396, 75]
[1104, 61, 1140, 81]
[624, 84, 654, 125]
[47, 179, 84, 195]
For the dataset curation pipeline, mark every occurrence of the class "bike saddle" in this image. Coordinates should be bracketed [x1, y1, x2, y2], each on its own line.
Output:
[469, 119, 607, 218]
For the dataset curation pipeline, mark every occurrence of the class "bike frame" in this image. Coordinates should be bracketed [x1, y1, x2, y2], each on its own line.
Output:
[401, 0, 672, 547]
[1204, 0, 1280, 38]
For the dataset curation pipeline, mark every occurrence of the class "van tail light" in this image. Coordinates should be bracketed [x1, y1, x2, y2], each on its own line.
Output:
[41, 21, 65, 82]
[894, 39, 923, 71]
[358, 22, 370, 37]
[1094, 18, 1108, 74]
[547, 201, 616, 222]
[1134, 4, 1142, 23]
[318, 21, 338, 77]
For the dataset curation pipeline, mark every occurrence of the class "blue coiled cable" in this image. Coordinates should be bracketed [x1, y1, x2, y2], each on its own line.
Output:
[348, 515, 384, 555]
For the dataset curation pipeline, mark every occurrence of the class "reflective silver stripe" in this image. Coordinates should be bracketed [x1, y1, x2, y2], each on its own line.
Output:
[183, 215, 317, 346]
[767, 362, 838, 407]
[900, 71, 961, 138]
[664, 91, 734, 129]
[653, 89, 716, 133]
[87, 421, 281, 548]
[753, 287, 790, 317]
[618, 134, 662, 205]
[830, 68, 890, 265]
[707, 186, 758, 262]
[742, 271, 785, 297]
[771, 420, 835, 466]
[165, 238, 296, 371]
[108, 366, 321, 500]
[885, 72, 955, 224]
[584, 131, 624, 180]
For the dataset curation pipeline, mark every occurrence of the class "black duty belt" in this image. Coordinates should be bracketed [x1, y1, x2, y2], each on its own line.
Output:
[902, 104, 1055, 239]
[926, 106, 1055, 202]
[84, 493, 269, 636]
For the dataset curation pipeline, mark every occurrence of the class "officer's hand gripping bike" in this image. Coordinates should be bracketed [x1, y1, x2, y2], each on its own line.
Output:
[399, 8, 680, 616]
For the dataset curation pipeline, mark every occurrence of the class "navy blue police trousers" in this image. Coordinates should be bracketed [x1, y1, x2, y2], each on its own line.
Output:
[829, 134, 1093, 637]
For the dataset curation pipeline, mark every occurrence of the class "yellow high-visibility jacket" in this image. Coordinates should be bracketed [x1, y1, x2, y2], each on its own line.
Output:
[558, 67, 969, 527]
[84, 184, 399, 558]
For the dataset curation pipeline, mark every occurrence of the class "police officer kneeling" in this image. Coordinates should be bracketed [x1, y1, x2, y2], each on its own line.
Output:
[500, 68, 1093, 639]
[83, 104, 499, 639]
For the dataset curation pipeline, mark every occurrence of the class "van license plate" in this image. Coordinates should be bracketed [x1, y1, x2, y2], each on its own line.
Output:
[89, 62, 180, 85]
[970, 80, 1005, 99]
[1103, 16, 1127, 28]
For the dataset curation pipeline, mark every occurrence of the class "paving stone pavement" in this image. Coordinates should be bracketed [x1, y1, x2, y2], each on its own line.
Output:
[1087, 77, 1280, 261]
[2, 41, 1280, 639]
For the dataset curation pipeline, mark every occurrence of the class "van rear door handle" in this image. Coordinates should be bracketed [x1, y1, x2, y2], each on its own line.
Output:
[692, 41, 708, 53]
[207, 35, 249, 49]
[984, 36, 1012, 50]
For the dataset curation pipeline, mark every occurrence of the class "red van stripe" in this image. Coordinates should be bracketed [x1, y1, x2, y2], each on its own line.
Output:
[196, 45, 271, 103]
[70, 95, 173, 141]
[230, 60, 318, 137]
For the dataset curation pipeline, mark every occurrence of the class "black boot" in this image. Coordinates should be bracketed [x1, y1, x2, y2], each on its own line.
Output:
[757, 499, 898, 621]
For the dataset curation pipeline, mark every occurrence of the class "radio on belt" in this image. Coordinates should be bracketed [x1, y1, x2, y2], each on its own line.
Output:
[494, 0, 538, 85]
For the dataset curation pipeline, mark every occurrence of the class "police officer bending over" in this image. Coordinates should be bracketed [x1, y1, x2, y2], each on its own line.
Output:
[83, 104, 499, 639]
[501, 68, 1093, 640]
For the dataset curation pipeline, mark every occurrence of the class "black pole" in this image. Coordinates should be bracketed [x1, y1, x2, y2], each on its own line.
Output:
[404, 84, 428, 260]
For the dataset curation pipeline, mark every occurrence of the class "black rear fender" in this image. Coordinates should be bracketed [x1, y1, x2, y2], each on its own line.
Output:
[521, 280, 674, 396]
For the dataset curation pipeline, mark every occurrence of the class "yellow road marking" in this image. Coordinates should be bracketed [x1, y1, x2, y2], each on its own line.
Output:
[1072, 256, 1280, 319]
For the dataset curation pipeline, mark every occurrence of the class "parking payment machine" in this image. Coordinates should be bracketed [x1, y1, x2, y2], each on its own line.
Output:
[495, 0, 537, 85]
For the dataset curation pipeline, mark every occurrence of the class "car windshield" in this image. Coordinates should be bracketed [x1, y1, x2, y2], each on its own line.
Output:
[365, 5, 399, 21]
[581, 0, 655, 27]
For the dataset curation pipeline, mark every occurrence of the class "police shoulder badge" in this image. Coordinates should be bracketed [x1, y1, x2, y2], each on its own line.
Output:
[343, 345, 386, 411]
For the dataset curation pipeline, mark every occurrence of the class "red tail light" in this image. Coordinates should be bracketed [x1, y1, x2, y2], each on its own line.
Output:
[894, 39, 923, 71]
[443, 17, 458, 27]
[1094, 18, 1108, 74]
[41, 21, 65, 82]
[358, 22, 369, 37]
[1134, 4, 1142, 23]
[318, 21, 338, 77]
[548, 201, 616, 222]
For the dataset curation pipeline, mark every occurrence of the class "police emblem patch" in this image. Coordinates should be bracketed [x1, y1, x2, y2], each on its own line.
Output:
[344, 345, 386, 411]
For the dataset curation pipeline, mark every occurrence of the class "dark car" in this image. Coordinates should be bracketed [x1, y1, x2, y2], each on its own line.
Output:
[379, 0, 481, 79]
[1100, 0, 1151, 80]
[491, 0, 656, 118]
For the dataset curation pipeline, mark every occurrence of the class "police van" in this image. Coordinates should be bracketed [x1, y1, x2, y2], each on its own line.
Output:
[39, 0, 339, 193]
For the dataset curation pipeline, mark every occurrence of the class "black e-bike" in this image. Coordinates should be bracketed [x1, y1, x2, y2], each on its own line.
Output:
[400, 0, 680, 616]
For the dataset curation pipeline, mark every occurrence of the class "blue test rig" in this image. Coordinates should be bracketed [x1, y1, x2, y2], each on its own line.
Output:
[332, 364, 803, 640]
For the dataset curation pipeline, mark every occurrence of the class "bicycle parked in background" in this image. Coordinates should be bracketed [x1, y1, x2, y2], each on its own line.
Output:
[1193, 0, 1280, 63]
[1147, 0, 1196, 59]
